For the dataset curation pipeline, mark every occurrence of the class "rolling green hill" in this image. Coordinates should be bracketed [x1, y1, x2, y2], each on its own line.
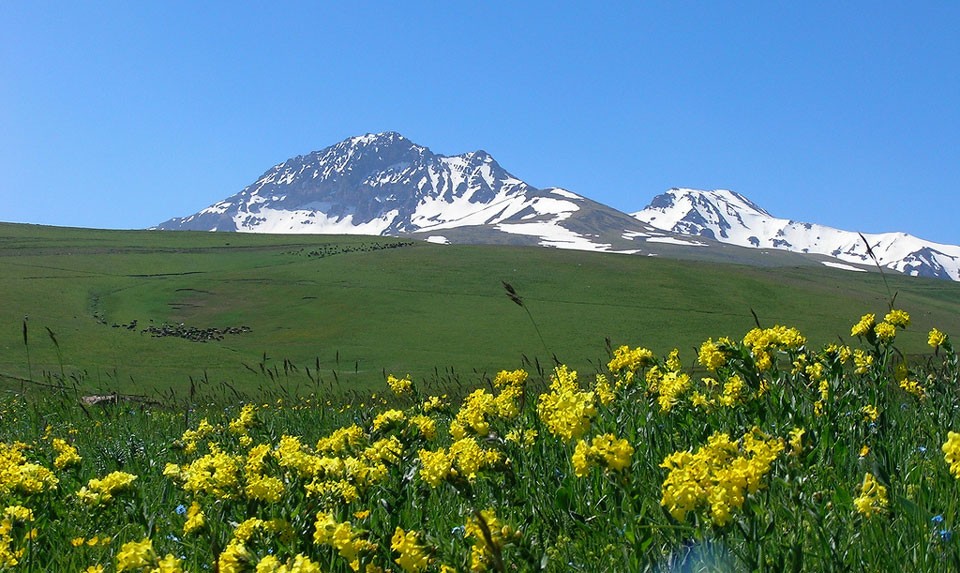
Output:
[2, 222, 958, 397]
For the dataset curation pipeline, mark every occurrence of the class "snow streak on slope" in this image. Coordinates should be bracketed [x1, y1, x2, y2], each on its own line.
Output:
[633, 188, 960, 281]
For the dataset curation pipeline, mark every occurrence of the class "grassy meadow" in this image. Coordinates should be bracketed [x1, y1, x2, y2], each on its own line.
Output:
[3, 223, 960, 571]
[1, 222, 959, 398]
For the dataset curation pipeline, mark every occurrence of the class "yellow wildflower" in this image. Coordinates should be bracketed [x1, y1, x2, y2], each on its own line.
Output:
[788, 428, 805, 456]
[929, 328, 948, 349]
[536, 366, 596, 441]
[372, 409, 406, 432]
[492, 369, 528, 391]
[504, 428, 538, 448]
[465, 509, 518, 573]
[657, 371, 691, 412]
[571, 433, 634, 477]
[594, 374, 615, 406]
[418, 448, 454, 488]
[660, 429, 784, 526]
[698, 339, 727, 371]
[942, 432, 960, 479]
[76, 471, 137, 506]
[899, 378, 926, 399]
[408, 415, 437, 440]
[116, 539, 155, 572]
[386, 374, 413, 396]
[884, 309, 910, 328]
[874, 321, 896, 342]
[607, 345, 654, 377]
[421, 395, 447, 413]
[52, 438, 81, 469]
[853, 349, 873, 375]
[391, 527, 430, 573]
[184, 501, 205, 535]
[851, 313, 875, 337]
[853, 472, 888, 517]
[228, 404, 257, 434]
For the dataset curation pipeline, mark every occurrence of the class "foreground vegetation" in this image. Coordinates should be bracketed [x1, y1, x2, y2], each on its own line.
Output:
[2, 307, 959, 571]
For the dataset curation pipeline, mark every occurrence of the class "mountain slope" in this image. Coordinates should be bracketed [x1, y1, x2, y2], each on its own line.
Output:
[633, 188, 960, 280]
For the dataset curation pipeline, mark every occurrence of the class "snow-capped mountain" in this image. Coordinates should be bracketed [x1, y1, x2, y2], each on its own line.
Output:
[155, 132, 704, 254]
[633, 188, 960, 281]
[156, 133, 960, 281]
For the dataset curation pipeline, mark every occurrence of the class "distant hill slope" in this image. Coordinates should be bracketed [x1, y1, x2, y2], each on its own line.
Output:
[633, 188, 960, 281]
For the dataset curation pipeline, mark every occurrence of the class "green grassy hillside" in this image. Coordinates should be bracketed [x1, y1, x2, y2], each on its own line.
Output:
[2, 222, 958, 396]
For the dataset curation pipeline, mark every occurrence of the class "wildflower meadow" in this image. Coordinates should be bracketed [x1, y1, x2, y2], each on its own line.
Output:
[1, 308, 959, 571]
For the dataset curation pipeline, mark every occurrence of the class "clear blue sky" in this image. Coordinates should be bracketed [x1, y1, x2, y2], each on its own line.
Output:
[2, 2, 958, 244]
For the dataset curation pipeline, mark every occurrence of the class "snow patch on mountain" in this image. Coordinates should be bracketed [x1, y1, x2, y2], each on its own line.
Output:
[822, 261, 868, 272]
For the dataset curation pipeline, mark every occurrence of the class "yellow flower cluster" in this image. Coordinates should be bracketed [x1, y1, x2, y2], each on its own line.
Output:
[899, 377, 926, 399]
[493, 368, 528, 391]
[465, 509, 520, 573]
[607, 345, 654, 379]
[884, 309, 910, 329]
[76, 471, 138, 507]
[853, 349, 873, 375]
[788, 428, 805, 456]
[183, 501, 204, 535]
[448, 371, 526, 440]
[660, 429, 784, 526]
[0, 505, 34, 567]
[116, 538, 183, 573]
[253, 553, 323, 572]
[387, 374, 413, 396]
[655, 371, 692, 412]
[504, 428, 538, 448]
[698, 338, 729, 371]
[178, 417, 217, 454]
[536, 366, 596, 442]
[417, 437, 502, 487]
[316, 425, 366, 454]
[314, 511, 378, 570]
[391, 527, 430, 572]
[853, 472, 888, 518]
[943, 432, 960, 479]
[929, 328, 948, 349]
[851, 313, 876, 337]
[743, 326, 806, 371]
[571, 433, 634, 477]
[372, 409, 406, 432]
[228, 404, 258, 436]
[852, 309, 910, 344]
[216, 518, 301, 572]
[0, 441, 58, 496]
[52, 438, 82, 469]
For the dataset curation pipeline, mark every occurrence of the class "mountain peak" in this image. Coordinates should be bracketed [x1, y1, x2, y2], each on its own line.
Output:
[634, 188, 960, 280]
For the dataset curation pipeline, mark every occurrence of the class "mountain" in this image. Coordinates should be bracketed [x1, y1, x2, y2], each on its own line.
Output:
[155, 132, 714, 255]
[156, 133, 960, 281]
[632, 188, 960, 281]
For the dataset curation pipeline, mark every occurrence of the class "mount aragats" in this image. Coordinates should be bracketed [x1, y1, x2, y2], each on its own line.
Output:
[156, 132, 960, 281]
